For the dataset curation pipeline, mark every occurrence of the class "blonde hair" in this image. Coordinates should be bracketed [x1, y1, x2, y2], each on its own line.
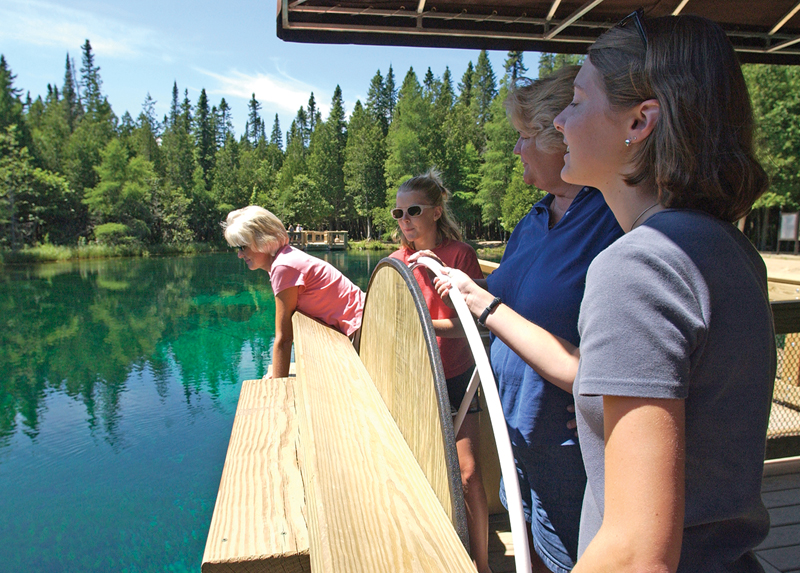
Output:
[504, 66, 579, 153]
[395, 169, 462, 249]
[222, 206, 289, 255]
[589, 15, 767, 222]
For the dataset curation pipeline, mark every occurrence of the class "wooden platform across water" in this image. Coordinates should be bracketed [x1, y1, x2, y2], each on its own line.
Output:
[203, 254, 800, 572]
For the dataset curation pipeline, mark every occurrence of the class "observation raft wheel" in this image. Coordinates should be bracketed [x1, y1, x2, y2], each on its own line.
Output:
[358, 257, 469, 550]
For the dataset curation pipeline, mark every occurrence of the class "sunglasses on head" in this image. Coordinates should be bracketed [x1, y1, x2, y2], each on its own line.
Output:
[617, 7, 648, 49]
[391, 205, 435, 219]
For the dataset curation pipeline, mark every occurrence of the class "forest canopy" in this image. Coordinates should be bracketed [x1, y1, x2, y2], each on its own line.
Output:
[0, 42, 797, 252]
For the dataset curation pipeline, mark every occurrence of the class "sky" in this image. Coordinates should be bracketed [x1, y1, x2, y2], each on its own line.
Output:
[0, 0, 533, 139]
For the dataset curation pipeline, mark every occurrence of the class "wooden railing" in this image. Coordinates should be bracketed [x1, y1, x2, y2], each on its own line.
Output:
[202, 312, 475, 572]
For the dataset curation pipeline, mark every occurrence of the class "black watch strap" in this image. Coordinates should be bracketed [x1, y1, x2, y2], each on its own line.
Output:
[477, 296, 502, 327]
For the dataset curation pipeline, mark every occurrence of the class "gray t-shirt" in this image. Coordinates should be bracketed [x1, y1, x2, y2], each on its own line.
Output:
[574, 210, 776, 572]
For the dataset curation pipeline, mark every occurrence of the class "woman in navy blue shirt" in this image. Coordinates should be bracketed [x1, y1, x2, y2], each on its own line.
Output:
[431, 66, 622, 573]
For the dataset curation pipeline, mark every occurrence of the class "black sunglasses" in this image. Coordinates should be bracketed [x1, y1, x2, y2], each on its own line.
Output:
[391, 205, 434, 220]
[618, 8, 648, 49]
[235, 245, 247, 251]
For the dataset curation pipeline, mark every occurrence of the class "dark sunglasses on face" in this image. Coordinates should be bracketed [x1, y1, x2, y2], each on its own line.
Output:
[618, 7, 648, 49]
[235, 245, 247, 251]
[391, 205, 435, 219]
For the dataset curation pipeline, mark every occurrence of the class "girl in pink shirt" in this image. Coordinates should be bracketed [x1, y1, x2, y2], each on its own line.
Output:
[390, 171, 491, 573]
[223, 206, 364, 379]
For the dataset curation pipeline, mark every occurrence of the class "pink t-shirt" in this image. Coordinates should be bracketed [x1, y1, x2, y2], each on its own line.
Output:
[391, 240, 483, 378]
[268, 246, 365, 336]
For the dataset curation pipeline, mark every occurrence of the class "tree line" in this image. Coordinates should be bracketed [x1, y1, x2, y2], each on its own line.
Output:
[1, 40, 798, 252]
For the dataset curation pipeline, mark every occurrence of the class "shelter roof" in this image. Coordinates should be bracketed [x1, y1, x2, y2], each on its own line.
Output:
[276, 0, 800, 65]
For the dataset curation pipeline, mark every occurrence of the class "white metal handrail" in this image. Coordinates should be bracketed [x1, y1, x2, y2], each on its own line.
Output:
[413, 256, 532, 573]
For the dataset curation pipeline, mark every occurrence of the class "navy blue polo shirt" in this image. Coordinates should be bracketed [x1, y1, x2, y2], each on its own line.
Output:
[486, 187, 622, 448]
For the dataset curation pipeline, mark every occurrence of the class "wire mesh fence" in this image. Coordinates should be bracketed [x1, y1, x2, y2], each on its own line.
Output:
[770, 301, 800, 440]
[773, 332, 800, 438]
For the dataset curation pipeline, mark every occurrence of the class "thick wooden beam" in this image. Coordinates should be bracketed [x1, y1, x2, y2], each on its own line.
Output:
[292, 312, 475, 572]
[202, 377, 309, 573]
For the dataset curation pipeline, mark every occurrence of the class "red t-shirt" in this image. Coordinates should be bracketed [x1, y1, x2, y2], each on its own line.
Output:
[390, 240, 483, 378]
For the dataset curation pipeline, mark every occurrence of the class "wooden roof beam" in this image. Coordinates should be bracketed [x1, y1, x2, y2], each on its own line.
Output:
[546, 0, 563, 21]
[544, 0, 606, 40]
[672, 0, 691, 16]
[770, 1, 800, 35]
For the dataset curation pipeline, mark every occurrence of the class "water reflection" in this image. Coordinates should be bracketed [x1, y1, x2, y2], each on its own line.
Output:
[0, 250, 388, 572]
[0, 254, 280, 445]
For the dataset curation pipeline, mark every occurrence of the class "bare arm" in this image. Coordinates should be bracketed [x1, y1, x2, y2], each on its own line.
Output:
[573, 396, 685, 573]
[267, 286, 299, 379]
[431, 318, 463, 338]
[437, 267, 579, 393]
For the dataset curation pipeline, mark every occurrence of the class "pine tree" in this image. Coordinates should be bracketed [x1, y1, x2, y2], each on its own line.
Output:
[384, 65, 397, 123]
[216, 98, 234, 146]
[270, 114, 283, 151]
[294, 107, 309, 148]
[503, 51, 527, 86]
[0, 55, 24, 132]
[62, 54, 82, 131]
[366, 70, 388, 135]
[180, 89, 192, 133]
[473, 50, 497, 129]
[79, 40, 103, 114]
[423, 67, 437, 101]
[140, 93, 161, 136]
[457, 61, 475, 107]
[194, 88, 215, 187]
[246, 93, 262, 145]
[306, 93, 317, 135]
[169, 82, 180, 129]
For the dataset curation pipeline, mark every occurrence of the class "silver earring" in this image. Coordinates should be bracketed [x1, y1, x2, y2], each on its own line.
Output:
[625, 136, 637, 147]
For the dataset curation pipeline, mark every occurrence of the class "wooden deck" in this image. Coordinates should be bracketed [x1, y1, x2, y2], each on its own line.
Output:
[486, 456, 800, 573]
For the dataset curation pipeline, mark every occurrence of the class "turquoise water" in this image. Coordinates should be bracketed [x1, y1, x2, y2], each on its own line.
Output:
[0, 250, 387, 573]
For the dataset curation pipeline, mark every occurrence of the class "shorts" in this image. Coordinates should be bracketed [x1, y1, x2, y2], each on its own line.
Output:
[446, 367, 482, 416]
[499, 443, 586, 573]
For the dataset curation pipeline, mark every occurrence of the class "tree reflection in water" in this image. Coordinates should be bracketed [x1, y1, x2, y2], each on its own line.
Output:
[0, 254, 275, 445]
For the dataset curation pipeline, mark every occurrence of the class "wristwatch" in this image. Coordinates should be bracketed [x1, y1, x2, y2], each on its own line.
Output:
[477, 296, 502, 327]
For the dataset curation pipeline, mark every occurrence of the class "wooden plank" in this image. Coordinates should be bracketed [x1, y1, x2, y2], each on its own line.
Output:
[478, 259, 499, 276]
[202, 378, 310, 573]
[359, 259, 468, 542]
[292, 312, 475, 573]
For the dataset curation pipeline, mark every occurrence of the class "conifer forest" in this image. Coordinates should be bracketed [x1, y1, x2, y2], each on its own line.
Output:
[1, 40, 799, 253]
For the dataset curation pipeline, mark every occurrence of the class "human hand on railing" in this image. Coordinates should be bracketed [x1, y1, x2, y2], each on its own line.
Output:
[408, 250, 444, 267]
[263, 364, 274, 380]
[434, 267, 494, 318]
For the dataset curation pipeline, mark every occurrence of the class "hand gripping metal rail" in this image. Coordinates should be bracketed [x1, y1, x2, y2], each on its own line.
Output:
[412, 256, 532, 573]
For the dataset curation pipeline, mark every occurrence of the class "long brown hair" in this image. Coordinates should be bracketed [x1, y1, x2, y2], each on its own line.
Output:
[589, 15, 767, 222]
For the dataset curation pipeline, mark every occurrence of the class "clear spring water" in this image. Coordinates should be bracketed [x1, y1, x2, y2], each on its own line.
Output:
[0, 250, 386, 572]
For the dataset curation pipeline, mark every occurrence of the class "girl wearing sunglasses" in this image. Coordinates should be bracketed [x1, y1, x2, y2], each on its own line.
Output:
[223, 206, 365, 379]
[389, 170, 491, 573]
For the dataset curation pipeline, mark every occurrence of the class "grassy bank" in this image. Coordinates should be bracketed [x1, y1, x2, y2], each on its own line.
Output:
[1, 239, 506, 265]
[348, 238, 506, 261]
[0, 242, 225, 264]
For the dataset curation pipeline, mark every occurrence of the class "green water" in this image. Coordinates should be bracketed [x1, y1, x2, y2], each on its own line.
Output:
[0, 250, 387, 573]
